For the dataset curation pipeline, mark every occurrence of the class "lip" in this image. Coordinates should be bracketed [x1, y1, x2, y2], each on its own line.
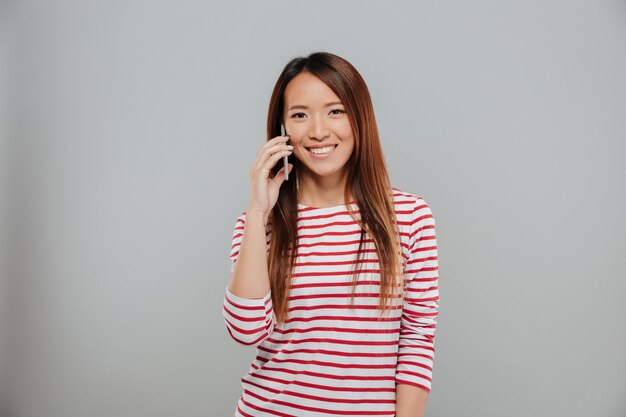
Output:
[305, 144, 338, 149]
[306, 144, 337, 159]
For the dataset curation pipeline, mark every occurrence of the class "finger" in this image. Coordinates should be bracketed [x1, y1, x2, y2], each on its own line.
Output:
[260, 149, 293, 176]
[254, 141, 293, 171]
[271, 163, 293, 184]
[264, 135, 290, 151]
[252, 136, 290, 169]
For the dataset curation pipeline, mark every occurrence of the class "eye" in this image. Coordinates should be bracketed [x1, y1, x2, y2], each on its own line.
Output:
[289, 109, 345, 119]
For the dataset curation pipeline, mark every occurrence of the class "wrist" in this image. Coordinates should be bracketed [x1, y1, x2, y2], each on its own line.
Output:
[246, 208, 268, 225]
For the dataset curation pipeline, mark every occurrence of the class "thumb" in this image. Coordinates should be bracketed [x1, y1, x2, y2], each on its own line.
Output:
[277, 163, 293, 183]
[272, 163, 293, 184]
[279, 163, 293, 181]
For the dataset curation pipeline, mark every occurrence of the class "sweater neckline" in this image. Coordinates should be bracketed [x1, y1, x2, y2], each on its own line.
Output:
[297, 199, 357, 211]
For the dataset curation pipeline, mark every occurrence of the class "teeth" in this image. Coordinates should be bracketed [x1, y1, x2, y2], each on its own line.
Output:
[309, 145, 336, 154]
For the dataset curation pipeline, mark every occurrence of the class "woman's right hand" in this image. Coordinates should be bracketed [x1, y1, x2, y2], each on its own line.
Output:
[247, 134, 294, 222]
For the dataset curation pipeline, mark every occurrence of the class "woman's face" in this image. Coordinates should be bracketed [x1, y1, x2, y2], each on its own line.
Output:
[282, 72, 355, 180]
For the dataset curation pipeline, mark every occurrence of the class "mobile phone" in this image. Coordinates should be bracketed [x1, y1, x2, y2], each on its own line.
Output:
[280, 123, 289, 181]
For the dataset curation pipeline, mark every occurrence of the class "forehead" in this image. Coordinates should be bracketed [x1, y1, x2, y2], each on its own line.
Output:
[284, 72, 342, 107]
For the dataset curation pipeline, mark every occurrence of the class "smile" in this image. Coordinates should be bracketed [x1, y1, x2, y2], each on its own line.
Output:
[306, 144, 338, 158]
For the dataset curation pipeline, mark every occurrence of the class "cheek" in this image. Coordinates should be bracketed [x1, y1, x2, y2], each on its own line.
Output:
[336, 122, 353, 139]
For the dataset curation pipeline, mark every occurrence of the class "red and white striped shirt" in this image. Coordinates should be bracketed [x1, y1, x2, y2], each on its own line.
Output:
[223, 188, 439, 417]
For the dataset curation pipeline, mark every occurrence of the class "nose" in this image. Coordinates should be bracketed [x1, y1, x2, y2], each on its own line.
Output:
[308, 116, 330, 141]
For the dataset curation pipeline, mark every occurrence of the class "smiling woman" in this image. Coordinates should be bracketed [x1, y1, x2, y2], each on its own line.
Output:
[282, 71, 355, 190]
[223, 51, 439, 417]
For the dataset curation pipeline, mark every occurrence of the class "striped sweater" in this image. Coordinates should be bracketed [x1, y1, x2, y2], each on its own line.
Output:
[222, 188, 439, 417]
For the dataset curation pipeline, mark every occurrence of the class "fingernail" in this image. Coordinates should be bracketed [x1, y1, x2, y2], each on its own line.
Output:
[287, 145, 294, 149]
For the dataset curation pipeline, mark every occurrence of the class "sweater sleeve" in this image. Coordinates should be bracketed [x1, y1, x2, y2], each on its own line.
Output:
[222, 212, 275, 347]
[395, 196, 440, 393]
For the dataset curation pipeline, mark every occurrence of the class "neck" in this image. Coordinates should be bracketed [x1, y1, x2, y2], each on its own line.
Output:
[297, 170, 352, 207]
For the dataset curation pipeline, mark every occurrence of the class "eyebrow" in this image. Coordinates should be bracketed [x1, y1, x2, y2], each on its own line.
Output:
[288, 101, 344, 111]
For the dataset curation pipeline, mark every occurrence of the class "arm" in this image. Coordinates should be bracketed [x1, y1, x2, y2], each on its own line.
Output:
[395, 196, 439, 416]
[222, 210, 275, 347]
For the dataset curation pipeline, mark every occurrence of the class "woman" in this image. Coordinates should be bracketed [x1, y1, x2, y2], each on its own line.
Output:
[223, 51, 439, 417]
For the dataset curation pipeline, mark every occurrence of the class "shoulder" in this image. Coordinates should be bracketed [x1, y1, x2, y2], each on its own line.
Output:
[390, 186, 436, 240]
[391, 186, 432, 215]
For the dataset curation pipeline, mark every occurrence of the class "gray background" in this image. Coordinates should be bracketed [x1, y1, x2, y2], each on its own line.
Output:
[1, 1, 625, 416]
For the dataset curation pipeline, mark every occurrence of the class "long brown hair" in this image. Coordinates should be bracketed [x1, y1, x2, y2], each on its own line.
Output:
[265, 51, 404, 325]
